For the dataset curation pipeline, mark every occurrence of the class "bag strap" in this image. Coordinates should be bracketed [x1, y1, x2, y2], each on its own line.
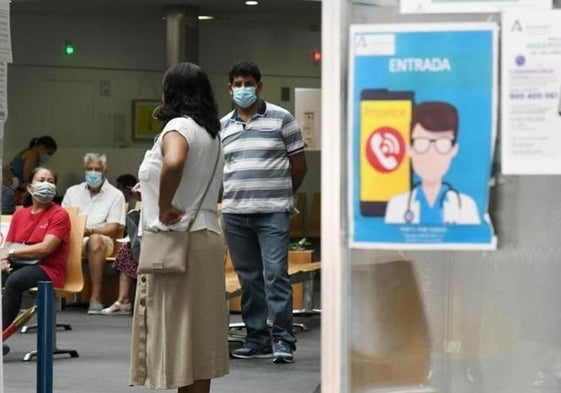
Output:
[186, 139, 221, 231]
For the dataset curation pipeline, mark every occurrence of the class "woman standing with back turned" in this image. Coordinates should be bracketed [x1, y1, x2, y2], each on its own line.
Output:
[129, 62, 228, 393]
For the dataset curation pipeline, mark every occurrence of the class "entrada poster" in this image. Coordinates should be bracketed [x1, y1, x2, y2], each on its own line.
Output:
[348, 23, 498, 250]
[401, 0, 551, 14]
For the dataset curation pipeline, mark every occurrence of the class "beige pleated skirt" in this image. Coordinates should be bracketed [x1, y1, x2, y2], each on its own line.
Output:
[129, 230, 230, 389]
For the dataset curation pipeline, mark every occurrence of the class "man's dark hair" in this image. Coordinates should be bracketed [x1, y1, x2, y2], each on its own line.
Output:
[228, 60, 261, 84]
[411, 101, 459, 139]
[116, 174, 137, 189]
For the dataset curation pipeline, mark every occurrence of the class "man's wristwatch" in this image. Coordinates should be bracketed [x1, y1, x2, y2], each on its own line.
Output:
[8, 248, 16, 261]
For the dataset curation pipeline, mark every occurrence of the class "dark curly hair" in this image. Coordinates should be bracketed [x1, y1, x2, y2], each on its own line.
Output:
[228, 60, 261, 84]
[29, 135, 57, 152]
[153, 62, 220, 138]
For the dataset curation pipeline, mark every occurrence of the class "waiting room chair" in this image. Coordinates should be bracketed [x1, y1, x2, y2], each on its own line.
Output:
[228, 251, 321, 332]
[224, 254, 245, 344]
[22, 207, 86, 361]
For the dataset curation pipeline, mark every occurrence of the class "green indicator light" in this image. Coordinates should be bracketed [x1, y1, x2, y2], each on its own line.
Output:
[65, 42, 75, 55]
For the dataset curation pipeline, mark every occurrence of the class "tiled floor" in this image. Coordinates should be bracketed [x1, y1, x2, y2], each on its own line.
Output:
[2, 307, 321, 393]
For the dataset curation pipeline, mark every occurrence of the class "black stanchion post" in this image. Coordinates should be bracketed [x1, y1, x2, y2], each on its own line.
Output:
[37, 281, 53, 393]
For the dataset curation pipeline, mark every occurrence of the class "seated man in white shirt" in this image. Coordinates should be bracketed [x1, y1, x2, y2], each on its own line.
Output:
[62, 152, 126, 314]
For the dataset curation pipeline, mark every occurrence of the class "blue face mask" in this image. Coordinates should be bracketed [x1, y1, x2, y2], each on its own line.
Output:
[232, 87, 257, 108]
[85, 170, 104, 188]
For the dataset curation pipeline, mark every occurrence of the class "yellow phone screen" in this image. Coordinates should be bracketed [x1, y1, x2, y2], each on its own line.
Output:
[359, 90, 413, 216]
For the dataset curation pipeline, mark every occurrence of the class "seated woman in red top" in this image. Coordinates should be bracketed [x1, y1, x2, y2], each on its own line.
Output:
[1, 167, 70, 355]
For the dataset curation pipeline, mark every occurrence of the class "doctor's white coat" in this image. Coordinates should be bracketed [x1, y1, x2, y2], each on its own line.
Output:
[384, 187, 481, 225]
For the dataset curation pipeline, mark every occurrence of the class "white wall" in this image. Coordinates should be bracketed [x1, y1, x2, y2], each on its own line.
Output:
[4, 13, 321, 195]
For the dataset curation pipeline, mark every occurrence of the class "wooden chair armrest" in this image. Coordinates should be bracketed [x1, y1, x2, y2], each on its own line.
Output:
[288, 261, 321, 275]
[225, 271, 242, 299]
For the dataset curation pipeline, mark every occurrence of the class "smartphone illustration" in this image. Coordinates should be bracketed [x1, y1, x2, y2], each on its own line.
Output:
[359, 89, 414, 216]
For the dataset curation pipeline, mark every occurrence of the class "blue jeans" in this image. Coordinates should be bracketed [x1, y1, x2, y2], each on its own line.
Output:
[222, 212, 296, 348]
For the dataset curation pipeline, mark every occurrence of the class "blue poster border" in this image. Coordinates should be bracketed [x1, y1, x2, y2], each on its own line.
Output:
[348, 23, 498, 250]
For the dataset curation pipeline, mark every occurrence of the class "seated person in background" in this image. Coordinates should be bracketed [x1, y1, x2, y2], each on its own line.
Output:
[101, 208, 140, 315]
[2, 167, 16, 214]
[1, 167, 70, 356]
[2, 185, 15, 215]
[116, 173, 138, 212]
[102, 176, 140, 315]
[8, 136, 58, 205]
[61, 153, 125, 315]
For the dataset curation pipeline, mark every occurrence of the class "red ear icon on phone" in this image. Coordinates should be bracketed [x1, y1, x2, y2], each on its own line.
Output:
[365, 127, 406, 173]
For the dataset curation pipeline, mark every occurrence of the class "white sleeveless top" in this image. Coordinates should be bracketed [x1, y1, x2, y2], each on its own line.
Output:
[138, 116, 223, 234]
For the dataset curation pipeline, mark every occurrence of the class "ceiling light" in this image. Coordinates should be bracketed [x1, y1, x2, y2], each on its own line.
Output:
[245, 1, 259, 5]
[198, 15, 214, 20]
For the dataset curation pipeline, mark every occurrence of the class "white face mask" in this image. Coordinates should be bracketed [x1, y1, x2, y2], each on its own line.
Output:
[31, 181, 56, 204]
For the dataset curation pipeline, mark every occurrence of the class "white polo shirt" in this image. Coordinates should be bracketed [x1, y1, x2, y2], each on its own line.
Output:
[62, 180, 126, 229]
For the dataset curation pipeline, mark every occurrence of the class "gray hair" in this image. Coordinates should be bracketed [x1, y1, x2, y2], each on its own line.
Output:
[83, 152, 107, 169]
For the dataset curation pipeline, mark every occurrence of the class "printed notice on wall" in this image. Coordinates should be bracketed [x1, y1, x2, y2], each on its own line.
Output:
[401, 0, 551, 14]
[0, 62, 8, 122]
[295, 88, 321, 151]
[501, 10, 561, 175]
[0, 0, 12, 63]
[348, 23, 498, 250]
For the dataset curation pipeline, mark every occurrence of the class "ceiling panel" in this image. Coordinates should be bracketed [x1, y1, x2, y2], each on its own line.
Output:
[10, 0, 321, 28]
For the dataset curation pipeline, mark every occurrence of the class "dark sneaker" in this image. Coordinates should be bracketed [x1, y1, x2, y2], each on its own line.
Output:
[3, 345, 10, 356]
[231, 343, 273, 359]
[273, 341, 294, 364]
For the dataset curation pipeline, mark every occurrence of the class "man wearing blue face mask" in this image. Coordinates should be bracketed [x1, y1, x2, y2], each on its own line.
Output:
[61, 152, 126, 314]
[220, 60, 308, 364]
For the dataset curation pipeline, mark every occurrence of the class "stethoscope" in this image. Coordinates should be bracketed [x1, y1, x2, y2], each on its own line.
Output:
[403, 181, 461, 224]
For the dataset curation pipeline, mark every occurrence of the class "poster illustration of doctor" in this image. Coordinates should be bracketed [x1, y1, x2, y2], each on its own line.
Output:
[349, 23, 498, 249]
[385, 101, 480, 225]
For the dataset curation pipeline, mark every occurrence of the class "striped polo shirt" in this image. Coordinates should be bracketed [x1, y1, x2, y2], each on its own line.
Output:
[220, 100, 305, 214]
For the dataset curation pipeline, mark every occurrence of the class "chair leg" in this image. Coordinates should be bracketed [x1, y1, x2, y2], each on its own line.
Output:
[21, 323, 72, 334]
[22, 296, 79, 362]
[227, 319, 247, 343]
[228, 322, 246, 330]
[228, 334, 245, 344]
[228, 319, 307, 332]
[292, 272, 322, 331]
[293, 322, 308, 331]
[226, 298, 247, 343]
[23, 348, 79, 362]
[293, 274, 322, 317]
[21, 297, 73, 333]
